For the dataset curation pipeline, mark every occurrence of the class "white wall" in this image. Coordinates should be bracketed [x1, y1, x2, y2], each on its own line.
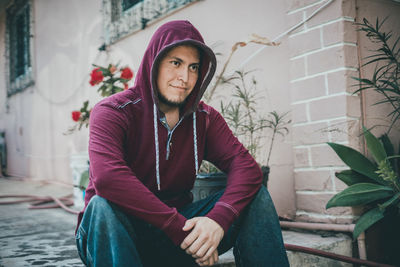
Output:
[0, 0, 296, 217]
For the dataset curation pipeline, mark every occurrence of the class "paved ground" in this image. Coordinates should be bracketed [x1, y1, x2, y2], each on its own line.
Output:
[0, 178, 83, 267]
[0, 177, 353, 267]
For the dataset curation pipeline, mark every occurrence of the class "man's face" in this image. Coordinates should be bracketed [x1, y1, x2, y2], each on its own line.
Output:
[157, 45, 200, 108]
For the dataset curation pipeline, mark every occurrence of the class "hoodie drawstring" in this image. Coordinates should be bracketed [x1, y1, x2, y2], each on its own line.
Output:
[153, 104, 161, 190]
[193, 112, 199, 174]
[153, 104, 199, 191]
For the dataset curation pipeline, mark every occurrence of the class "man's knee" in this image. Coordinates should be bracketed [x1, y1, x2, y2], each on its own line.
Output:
[85, 195, 113, 217]
[251, 185, 276, 212]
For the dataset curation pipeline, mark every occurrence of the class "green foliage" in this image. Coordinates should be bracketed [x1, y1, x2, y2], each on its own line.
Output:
[353, 207, 385, 239]
[199, 160, 221, 174]
[327, 142, 386, 185]
[219, 70, 267, 158]
[363, 126, 387, 163]
[326, 183, 394, 208]
[67, 63, 134, 134]
[326, 128, 400, 239]
[219, 70, 290, 164]
[264, 111, 291, 166]
[79, 169, 89, 190]
[199, 71, 290, 173]
[335, 170, 377, 186]
[353, 18, 400, 133]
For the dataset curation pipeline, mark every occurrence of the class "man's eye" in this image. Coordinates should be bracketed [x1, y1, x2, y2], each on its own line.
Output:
[190, 65, 199, 72]
[171, 61, 180, 66]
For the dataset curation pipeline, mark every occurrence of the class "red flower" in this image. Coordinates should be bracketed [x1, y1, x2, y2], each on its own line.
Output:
[72, 111, 81, 122]
[89, 68, 104, 86]
[109, 65, 117, 74]
[124, 83, 129, 90]
[120, 67, 134, 80]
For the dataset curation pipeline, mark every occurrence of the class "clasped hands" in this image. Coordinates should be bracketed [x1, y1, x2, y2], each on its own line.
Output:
[180, 217, 224, 266]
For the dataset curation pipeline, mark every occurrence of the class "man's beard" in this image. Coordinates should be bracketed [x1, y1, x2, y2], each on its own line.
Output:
[158, 91, 187, 108]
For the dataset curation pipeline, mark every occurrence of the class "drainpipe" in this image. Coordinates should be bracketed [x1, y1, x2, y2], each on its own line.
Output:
[280, 221, 366, 260]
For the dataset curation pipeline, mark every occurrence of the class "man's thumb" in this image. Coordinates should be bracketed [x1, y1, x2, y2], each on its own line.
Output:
[182, 218, 197, 231]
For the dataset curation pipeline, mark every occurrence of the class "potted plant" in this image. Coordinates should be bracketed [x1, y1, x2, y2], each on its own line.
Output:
[326, 127, 400, 265]
[326, 17, 400, 265]
[218, 70, 290, 187]
[194, 53, 290, 201]
[69, 64, 134, 132]
[69, 64, 134, 207]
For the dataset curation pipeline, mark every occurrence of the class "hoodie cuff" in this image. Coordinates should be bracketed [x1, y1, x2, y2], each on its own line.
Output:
[205, 202, 238, 234]
[162, 212, 189, 246]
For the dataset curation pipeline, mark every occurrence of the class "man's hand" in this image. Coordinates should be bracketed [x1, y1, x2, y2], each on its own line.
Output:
[180, 217, 224, 266]
[196, 250, 219, 266]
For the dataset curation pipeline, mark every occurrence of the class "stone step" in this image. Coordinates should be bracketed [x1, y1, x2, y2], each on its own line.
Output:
[215, 230, 353, 267]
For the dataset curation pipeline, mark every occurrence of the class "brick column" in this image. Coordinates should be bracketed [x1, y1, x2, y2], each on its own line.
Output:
[287, 0, 361, 223]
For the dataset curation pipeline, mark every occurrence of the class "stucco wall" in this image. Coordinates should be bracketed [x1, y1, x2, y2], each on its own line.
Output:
[3, 0, 398, 222]
[0, 0, 103, 183]
[0, 0, 296, 217]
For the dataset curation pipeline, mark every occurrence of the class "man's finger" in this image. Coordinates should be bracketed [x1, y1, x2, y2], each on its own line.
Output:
[193, 243, 212, 259]
[197, 245, 215, 262]
[180, 229, 199, 250]
[213, 250, 219, 264]
[186, 237, 206, 256]
[197, 257, 210, 266]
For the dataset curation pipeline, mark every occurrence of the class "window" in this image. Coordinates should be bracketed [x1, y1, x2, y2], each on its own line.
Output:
[103, 0, 198, 45]
[6, 0, 34, 96]
[122, 0, 141, 11]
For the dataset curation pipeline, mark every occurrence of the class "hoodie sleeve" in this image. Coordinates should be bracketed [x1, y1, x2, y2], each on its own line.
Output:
[88, 102, 189, 246]
[204, 108, 262, 233]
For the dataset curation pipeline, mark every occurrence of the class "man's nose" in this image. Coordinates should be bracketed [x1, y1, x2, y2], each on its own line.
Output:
[177, 67, 189, 83]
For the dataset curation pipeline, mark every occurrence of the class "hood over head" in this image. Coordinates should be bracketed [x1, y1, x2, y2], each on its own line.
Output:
[133, 20, 216, 116]
[130, 20, 217, 191]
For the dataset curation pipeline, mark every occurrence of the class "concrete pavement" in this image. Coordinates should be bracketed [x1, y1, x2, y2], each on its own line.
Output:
[0, 177, 353, 267]
[0, 178, 83, 267]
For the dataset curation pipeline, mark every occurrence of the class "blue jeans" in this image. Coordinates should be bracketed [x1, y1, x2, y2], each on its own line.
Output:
[76, 186, 289, 266]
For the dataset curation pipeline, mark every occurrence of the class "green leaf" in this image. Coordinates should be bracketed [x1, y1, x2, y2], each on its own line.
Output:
[380, 134, 398, 172]
[379, 192, 400, 211]
[363, 126, 387, 163]
[387, 155, 400, 160]
[335, 170, 378, 186]
[380, 134, 395, 157]
[327, 142, 386, 185]
[79, 170, 89, 190]
[353, 207, 385, 239]
[326, 183, 394, 209]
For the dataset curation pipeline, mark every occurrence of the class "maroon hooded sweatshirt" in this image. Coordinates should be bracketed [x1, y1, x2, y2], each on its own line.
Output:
[77, 20, 262, 246]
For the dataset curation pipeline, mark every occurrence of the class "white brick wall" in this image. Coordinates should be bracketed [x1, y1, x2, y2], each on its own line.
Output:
[287, 0, 360, 223]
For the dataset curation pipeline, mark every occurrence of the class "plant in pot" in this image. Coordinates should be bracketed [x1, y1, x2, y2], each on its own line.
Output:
[69, 64, 134, 207]
[218, 70, 290, 187]
[326, 127, 400, 265]
[193, 36, 290, 201]
[194, 69, 290, 201]
[326, 17, 400, 265]
[69, 64, 134, 132]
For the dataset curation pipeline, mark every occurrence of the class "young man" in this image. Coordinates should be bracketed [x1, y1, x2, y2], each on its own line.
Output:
[76, 20, 289, 266]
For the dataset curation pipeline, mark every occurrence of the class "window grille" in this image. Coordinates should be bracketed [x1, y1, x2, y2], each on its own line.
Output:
[103, 0, 198, 45]
[122, 0, 141, 11]
[6, 0, 34, 96]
